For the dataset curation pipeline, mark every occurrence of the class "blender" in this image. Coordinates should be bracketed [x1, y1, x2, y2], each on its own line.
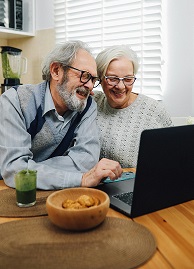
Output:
[1, 46, 27, 92]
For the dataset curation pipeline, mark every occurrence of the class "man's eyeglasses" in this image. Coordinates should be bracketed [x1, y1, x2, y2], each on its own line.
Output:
[104, 75, 136, 87]
[63, 65, 101, 88]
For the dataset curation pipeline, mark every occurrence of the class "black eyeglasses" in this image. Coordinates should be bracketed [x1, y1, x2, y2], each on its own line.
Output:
[63, 65, 101, 88]
[104, 75, 136, 87]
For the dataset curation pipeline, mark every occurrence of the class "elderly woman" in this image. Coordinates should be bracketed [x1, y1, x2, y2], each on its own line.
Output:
[94, 45, 172, 168]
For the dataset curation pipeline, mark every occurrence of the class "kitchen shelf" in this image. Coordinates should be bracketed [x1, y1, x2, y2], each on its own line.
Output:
[0, 0, 35, 39]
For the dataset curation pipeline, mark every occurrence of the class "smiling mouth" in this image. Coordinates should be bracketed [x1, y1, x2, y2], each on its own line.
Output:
[111, 89, 126, 96]
[76, 88, 89, 98]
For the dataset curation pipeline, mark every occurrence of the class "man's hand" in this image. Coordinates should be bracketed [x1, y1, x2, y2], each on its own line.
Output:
[81, 158, 123, 187]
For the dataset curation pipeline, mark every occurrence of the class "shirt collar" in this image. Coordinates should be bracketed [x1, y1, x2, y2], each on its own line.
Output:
[43, 83, 56, 116]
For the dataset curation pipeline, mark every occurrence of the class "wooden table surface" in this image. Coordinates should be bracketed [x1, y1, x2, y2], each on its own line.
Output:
[0, 169, 194, 269]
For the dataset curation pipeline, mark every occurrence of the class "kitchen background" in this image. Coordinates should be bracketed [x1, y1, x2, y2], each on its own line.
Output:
[0, 0, 194, 117]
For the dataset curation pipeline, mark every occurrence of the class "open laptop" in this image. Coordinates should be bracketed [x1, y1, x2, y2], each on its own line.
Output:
[97, 125, 194, 218]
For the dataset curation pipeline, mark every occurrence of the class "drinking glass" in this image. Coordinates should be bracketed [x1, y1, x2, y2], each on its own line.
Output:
[15, 169, 37, 207]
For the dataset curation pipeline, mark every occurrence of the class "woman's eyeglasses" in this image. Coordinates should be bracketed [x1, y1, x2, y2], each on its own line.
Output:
[104, 75, 136, 87]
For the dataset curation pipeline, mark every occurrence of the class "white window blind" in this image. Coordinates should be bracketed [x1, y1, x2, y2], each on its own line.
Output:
[54, 0, 164, 100]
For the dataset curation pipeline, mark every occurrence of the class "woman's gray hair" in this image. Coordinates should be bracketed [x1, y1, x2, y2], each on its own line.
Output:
[96, 44, 139, 80]
[42, 40, 92, 81]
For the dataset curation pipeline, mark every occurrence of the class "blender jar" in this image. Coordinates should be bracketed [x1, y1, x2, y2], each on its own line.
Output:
[1, 46, 27, 86]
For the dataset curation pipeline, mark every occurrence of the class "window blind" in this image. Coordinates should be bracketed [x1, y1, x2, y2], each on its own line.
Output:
[54, 0, 164, 100]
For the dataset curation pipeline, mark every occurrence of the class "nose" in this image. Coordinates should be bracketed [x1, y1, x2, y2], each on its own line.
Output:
[115, 79, 125, 89]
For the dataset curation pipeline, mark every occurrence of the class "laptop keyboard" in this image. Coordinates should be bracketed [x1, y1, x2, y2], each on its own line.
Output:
[113, 192, 133, 206]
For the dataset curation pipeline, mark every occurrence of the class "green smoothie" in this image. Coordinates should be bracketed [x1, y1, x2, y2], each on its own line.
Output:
[1, 52, 20, 78]
[15, 170, 37, 207]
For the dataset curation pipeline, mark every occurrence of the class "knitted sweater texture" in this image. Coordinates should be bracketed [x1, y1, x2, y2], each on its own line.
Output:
[94, 91, 172, 168]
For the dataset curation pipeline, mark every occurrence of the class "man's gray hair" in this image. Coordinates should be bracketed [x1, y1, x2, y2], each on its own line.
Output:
[42, 40, 92, 81]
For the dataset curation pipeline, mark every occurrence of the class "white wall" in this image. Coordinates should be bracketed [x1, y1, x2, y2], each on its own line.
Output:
[163, 0, 194, 117]
[35, 0, 194, 117]
[35, 0, 54, 30]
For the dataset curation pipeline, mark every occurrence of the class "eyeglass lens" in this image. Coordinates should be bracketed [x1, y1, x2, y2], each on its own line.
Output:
[81, 71, 100, 88]
[105, 76, 136, 86]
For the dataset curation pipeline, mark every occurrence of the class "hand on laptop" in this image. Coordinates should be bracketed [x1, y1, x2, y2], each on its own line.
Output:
[81, 158, 123, 187]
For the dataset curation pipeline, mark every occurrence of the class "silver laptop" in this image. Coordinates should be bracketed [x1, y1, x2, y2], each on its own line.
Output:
[97, 125, 194, 218]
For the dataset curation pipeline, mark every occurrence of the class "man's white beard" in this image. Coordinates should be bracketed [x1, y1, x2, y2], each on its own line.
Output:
[57, 81, 89, 112]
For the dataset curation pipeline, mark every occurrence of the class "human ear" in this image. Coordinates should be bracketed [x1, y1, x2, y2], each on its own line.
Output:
[50, 62, 62, 81]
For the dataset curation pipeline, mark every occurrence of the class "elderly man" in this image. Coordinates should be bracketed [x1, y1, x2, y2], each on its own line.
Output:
[0, 40, 122, 189]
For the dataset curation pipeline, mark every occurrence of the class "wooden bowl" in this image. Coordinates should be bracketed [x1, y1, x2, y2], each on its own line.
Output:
[46, 188, 110, 231]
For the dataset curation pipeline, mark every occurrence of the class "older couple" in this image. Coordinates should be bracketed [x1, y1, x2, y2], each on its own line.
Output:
[0, 40, 172, 189]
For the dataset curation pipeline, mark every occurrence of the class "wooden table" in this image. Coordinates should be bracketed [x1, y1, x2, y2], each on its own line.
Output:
[0, 170, 194, 269]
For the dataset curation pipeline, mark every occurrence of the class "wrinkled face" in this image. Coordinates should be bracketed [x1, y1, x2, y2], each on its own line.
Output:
[56, 77, 89, 112]
[57, 49, 98, 112]
[101, 57, 135, 109]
